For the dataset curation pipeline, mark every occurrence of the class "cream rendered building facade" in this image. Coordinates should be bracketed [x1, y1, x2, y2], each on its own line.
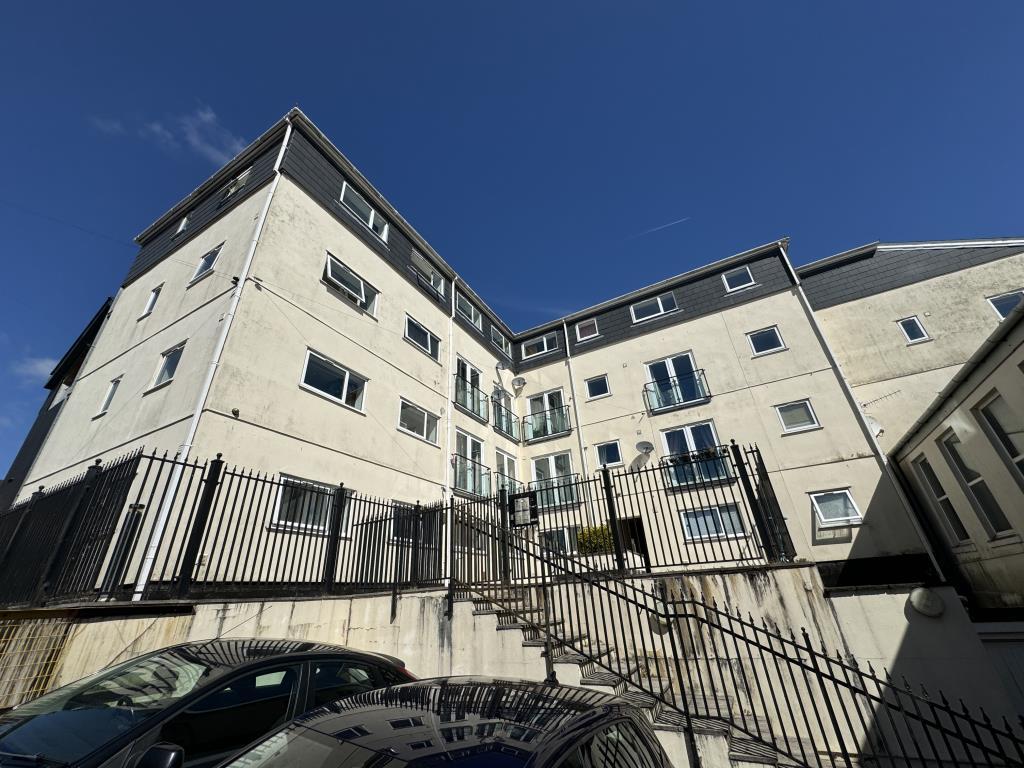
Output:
[9, 109, 1024, 584]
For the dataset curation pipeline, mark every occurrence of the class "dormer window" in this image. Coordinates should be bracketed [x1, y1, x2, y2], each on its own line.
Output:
[173, 215, 190, 238]
[411, 250, 445, 296]
[219, 167, 252, 203]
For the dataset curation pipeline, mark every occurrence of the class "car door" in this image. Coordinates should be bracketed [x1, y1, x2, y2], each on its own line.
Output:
[304, 657, 399, 711]
[154, 663, 302, 768]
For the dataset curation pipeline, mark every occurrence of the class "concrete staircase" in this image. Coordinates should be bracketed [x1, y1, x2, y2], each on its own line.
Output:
[456, 591, 829, 768]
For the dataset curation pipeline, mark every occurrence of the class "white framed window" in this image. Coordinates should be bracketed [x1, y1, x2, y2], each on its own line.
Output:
[810, 489, 862, 527]
[575, 318, 599, 342]
[532, 451, 575, 508]
[596, 440, 622, 467]
[522, 331, 558, 359]
[524, 389, 569, 441]
[97, 376, 122, 416]
[747, 326, 786, 356]
[410, 250, 445, 296]
[340, 181, 389, 242]
[722, 266, 755, 293]
[495, 449, 517, 490]
[630, 292, 677, 323]
[274, 474, 335, 531]
[455, 291, 483, 331]
[939, 430, 1011, 536]
[219, 167, 252, 202]
[540, 526, 579, 554]
[140, 284, 162, 318]
[405, 316, 441, 361]
[585, 374, 610, 399]
[398, 399, 439, 445]
[682, 504, 744, 540]
[491, 327, 512, 357]
[454, 429, 487, 495]
[661, 420, 729, 485]
[976, 393, 1024, 482]
[775, 399, 820, 433]
[189, 244, 223, 284]
[153, 343, 185, 388]
[912, 455, 970, 544]
[898, 316, 930, 344]
[324, 253, 378, 314]
[988, 290, 1023, 320]
[173, 215, 189, 237]
[300, 349, 367, 412]
[645, 352, 706, 409]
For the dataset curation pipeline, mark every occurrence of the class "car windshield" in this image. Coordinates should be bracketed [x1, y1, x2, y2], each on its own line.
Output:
[0, 647, 217, 765]
[223, 725, 406, 768]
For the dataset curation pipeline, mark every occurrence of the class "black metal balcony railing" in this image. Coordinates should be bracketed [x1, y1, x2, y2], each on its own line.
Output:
[642, 370, 710, 412]
[492, 401, 521, 442]
[522, 405, 571, 442]
[529, 473, 580, 509]
[661, 445, 732, 487]
[454, 376, 489, 421]
[452, 454, 491, 497]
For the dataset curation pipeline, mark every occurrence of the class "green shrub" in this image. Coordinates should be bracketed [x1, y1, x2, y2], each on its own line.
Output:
[577, 524, 614, 555]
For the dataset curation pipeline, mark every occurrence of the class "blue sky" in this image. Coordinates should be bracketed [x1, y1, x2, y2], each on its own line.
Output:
[1, 2, 1022, 472]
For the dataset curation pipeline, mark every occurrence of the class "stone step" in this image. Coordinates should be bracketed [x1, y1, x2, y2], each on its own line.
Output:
[521, 633, 587, 648]
[495, 619, 564, 632]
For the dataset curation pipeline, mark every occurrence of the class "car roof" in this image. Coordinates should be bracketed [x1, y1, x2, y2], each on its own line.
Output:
[153, 638, 404, 674]
[296, 676, 637, 766]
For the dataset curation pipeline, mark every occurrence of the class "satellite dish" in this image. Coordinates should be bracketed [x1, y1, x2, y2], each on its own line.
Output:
[511, 377, 526, 389]
[864, 415, 884, 438]
[496, 360, 508, 371]
[636, 441, 655, 455]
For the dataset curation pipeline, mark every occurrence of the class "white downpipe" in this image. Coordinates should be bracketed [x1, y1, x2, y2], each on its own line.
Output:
[132, 120, 293, 600]
[562, 321, 590, 478]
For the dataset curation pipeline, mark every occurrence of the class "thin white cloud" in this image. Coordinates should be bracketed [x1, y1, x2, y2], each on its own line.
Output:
[624, 215, 692, 241]
[11, 357, 57, 385]
[89, 116, 126, 135]
[98, 106, 246, 166]
[178, 107, 246, 165]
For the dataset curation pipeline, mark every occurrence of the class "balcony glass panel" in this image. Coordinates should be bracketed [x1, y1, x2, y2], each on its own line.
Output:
[454, 377, 489, 421]
[644, 370, 709, 411]
[453, 455, 491, 496]
[523, 406, 571, 441]
[493, 403, 521, 441]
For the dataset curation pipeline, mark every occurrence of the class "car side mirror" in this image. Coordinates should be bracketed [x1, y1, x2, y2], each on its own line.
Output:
[137, 743, 184, 768]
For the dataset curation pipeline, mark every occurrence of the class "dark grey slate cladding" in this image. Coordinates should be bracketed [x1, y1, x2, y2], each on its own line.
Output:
[799, 245, 1024, 310]
[122, 140, 283, 287]
[515, 330, 568, 372]
[516, 252, 792, 371]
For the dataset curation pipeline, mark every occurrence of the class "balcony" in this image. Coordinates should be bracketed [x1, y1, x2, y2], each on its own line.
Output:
[454, 376, 489, 422]
[452, 454, 491, 497]
[661, 445, 733, 488]
[529, 473, 580, 509]
[493, 402, 521, 442]
[642, 370, 710, 413]
[522, 405, 572, 442]
[494, 473, 525, 494]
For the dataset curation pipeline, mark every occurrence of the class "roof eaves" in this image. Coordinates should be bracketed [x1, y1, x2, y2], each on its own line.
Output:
[512, 238, 790, 339]
[795, 241, 879, 276]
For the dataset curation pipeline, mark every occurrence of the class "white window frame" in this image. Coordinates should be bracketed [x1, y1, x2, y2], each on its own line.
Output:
[495, 449, 517, 489]
[521, 331, 559, 360]
[189, 244, 223, 285]
[411, 250, 445, 297]
[939, 429, 1012, 536]
[325, 255, 366, 304]
[585, 374, 611, 400]
[987, 289, 1024, 320]
[397, 398, 440, 445]
[540, 525, 580, 555]
[453, 428, 487, 495]
[299, 349, 368, 413]
[173, 215, 189, 237]
[912, 455, 971, 544]
[405, 315, 441, 361]
[722, 266, 755, 293]
[531, 451, 576, 508]
[491, 326, 512, 357]
[220, 167, 252, 202]
[897, 316, 930, 344]
[974, 392, 1024, 489]
[151, 342, 186, 389]
[775, 399, 820, 434]
[455, 291, 483, 331]
[810, 489, 862, 528]
[629, 292, 678, 324]
[96, 375, 122, 416]
[139, 284, 163, 319]
[746, 326, 787, 356]
[273, 474, 335, 532]
[595, 440, 623, 467]
[681, 503, 745, 541]
[339, 181, 389, 243]
[575, 318, 599, 342]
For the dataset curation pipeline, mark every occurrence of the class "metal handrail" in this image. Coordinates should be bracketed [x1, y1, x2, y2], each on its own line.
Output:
[660, 444, 733, 487]
[452, 453, 491, 497]
[642, 369, 710, 411]
[454, 375, 489, 421]
[492, 401, 521, 441]
[522, 405, 572, 441]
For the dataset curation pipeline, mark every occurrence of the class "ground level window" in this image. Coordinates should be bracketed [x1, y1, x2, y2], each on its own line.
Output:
[275, 475, 334, 530]
[301, 350, 367, 411]
[682, 504, 744, 539]
[810, 489, 862, 527]
[540, 526, 579, 554]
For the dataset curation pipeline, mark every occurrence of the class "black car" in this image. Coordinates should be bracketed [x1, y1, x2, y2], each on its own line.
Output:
[0, 638, 413, 768]
[219, 676, 671, 767]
